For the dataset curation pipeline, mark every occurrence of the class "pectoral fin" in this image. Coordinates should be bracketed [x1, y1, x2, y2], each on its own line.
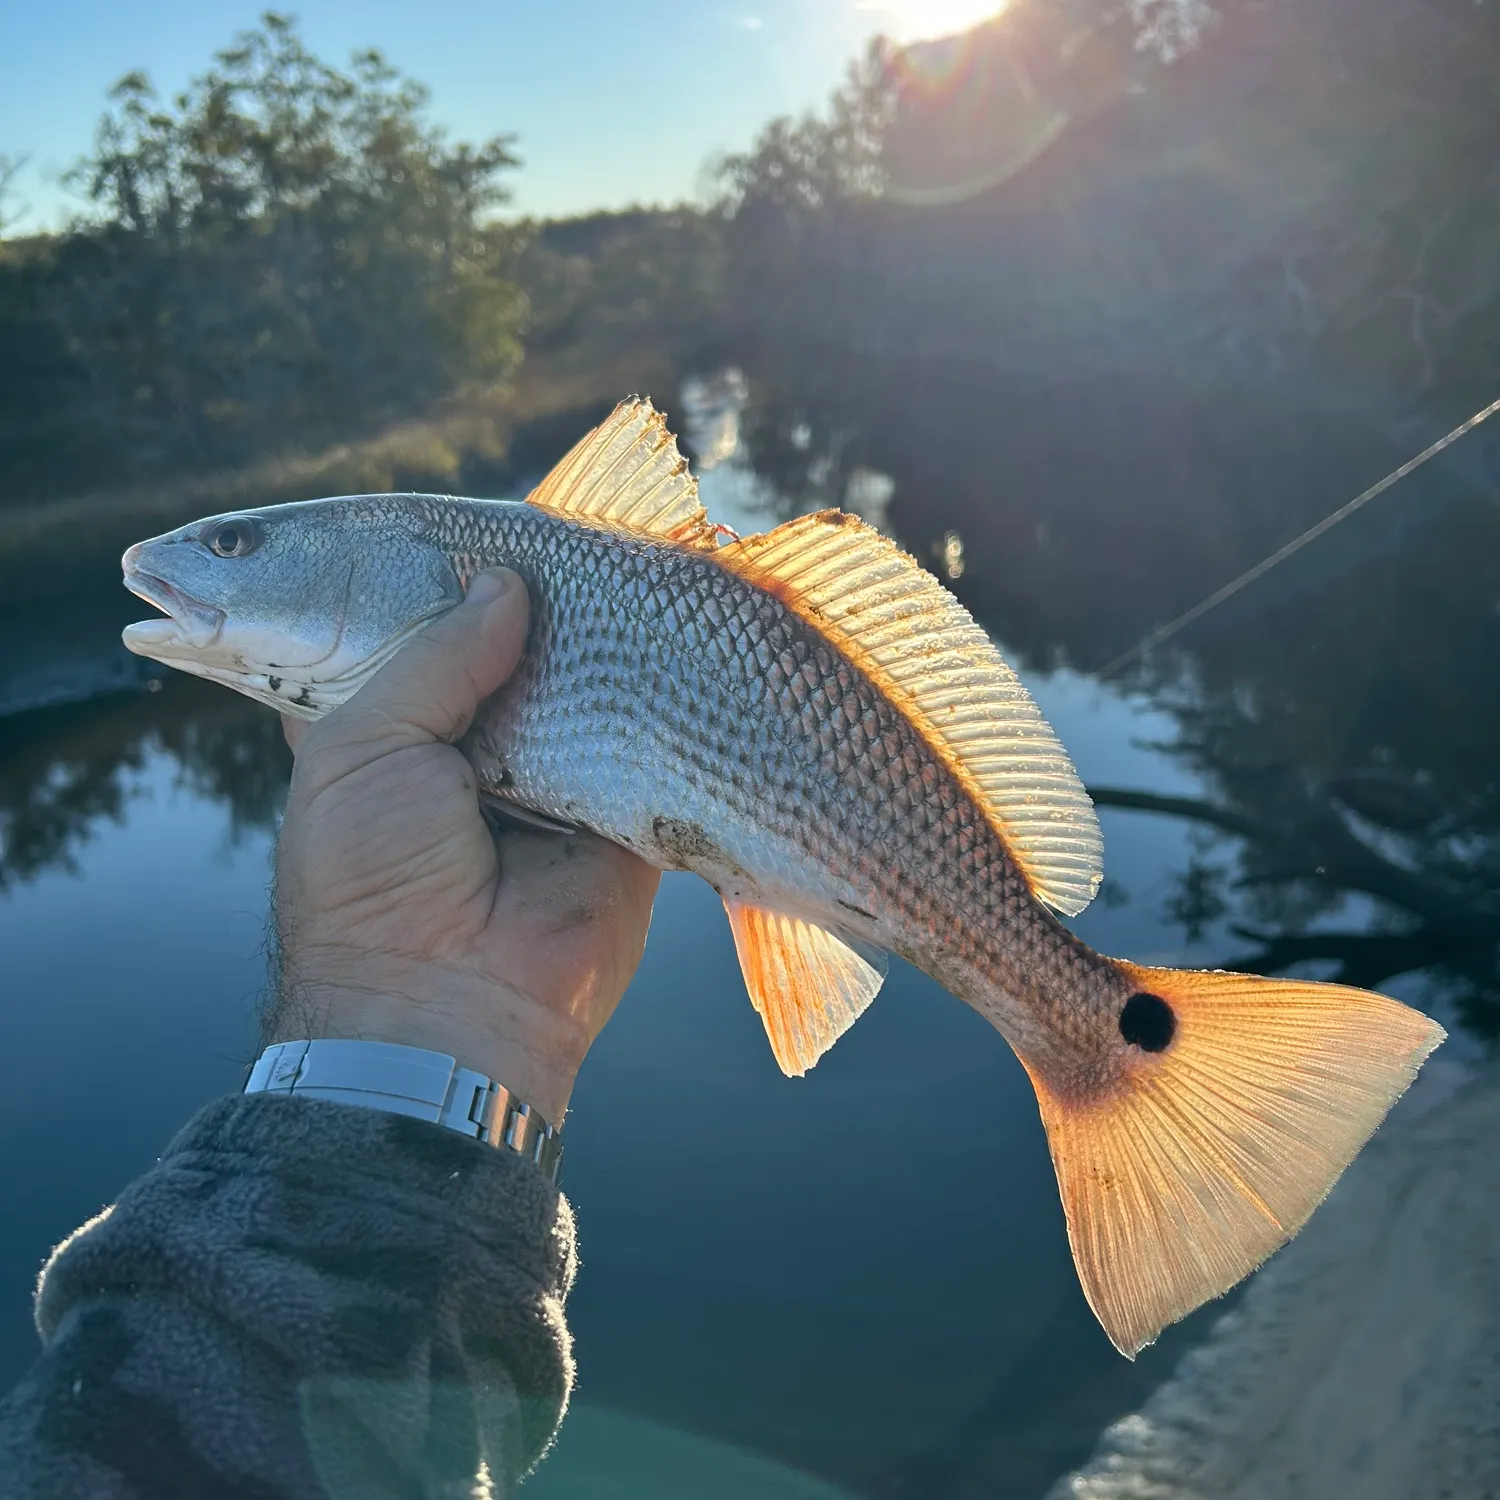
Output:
[478, 790, 580, 836]
[724, 902, 887, 1075]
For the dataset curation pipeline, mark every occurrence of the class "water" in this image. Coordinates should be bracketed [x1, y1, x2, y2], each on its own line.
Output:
[0, 373, 1495, 1497]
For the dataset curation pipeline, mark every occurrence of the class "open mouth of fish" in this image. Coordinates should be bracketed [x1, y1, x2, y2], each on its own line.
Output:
[122, 567, 226, 653]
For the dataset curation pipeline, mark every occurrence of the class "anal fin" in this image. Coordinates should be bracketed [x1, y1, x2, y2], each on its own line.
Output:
[724, 902, 887, 1076]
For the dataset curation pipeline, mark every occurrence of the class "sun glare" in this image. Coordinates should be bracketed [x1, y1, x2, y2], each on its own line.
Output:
[860, 0, 1011, 44]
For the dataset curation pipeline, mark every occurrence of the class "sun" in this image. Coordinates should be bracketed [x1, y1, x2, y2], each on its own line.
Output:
[859, 0, 1012, 44]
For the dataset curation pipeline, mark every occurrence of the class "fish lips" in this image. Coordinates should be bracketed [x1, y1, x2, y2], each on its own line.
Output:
[122, 564, 227, 655]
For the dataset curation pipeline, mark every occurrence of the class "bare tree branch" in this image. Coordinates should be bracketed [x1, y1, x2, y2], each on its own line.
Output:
[1222, 925, 1477, 990]
[0, 152, 29, 234]
[1088, 784, 1500, 940]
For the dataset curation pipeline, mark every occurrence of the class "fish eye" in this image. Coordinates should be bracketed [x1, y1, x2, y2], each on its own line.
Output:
[205, 519, 259, 558]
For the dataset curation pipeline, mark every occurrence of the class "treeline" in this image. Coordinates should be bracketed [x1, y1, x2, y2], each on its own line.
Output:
[709, 0, 1500, 665]
[4, 0, 1498, 554]
[0, 14, 527, 501]
[0, 2, 1251, 508]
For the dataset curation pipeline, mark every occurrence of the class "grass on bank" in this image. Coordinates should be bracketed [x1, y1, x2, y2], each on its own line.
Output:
[0, 344, 684, 607]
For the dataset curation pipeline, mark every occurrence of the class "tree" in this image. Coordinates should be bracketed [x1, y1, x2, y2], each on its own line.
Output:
[0, 154, 26, 235]
[0, 13, 525, 492]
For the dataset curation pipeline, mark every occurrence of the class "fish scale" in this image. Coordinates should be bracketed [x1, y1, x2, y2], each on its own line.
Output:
[120, 396, 1445, 1358]
[434, 496, 1088, 1047]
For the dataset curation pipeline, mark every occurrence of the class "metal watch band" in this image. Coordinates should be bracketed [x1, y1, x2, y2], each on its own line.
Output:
[244, 1039, 562, 1182]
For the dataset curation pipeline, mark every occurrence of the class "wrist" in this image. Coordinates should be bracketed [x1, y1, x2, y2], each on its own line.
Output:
[245, 1040, 564, 1177]
[267, 949, 585, 1124]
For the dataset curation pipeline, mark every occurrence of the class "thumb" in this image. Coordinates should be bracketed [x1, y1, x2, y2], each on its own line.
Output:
[302, 568, 529, 762]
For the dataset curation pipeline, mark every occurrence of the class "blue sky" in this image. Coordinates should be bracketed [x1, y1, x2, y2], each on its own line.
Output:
[0, 0, 1003, 232]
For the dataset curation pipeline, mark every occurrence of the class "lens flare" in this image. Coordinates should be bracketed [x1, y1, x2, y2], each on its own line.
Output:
[860, 0, 1010, 44]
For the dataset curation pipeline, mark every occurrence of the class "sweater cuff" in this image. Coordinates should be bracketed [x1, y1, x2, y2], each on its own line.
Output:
[35, 1092, 578, 1491]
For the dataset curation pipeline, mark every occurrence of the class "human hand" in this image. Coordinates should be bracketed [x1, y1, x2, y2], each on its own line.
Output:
[267, 568, 661, 1125]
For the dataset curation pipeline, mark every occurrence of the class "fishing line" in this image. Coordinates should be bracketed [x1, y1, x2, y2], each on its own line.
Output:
[1096, 394, 1500, 680]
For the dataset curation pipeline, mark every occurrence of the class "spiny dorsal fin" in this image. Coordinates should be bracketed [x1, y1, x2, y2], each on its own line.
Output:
[724, 901, 887, 1075]
[525, 397, 717, 547]
[717, 511, 1103, 916]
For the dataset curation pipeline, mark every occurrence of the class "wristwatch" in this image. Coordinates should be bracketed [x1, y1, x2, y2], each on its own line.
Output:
[244, 1039, 563, 1182]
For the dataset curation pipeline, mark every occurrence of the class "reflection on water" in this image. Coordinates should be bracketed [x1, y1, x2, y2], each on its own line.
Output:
[1049, 1054, 1499, 1500]
[0, 680, 290, 891]
[0, 365, 1496, 1495]
[529, 1403, 863, 1499]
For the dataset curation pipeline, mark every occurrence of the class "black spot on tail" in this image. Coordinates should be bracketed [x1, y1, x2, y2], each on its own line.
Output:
[1120, 992, 1175, 1052]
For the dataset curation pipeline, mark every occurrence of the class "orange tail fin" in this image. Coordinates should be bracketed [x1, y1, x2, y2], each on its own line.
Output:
[1022, 964, 1444, 1357]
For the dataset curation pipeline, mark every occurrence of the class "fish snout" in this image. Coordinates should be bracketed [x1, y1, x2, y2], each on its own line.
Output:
[121, 537, 227, 653]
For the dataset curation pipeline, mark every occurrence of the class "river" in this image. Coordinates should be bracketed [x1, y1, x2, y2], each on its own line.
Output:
[0, 370, 1494, 1498]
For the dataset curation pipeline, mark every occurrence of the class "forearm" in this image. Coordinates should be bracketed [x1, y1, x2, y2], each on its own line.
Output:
[0, 1093, 577, 1499]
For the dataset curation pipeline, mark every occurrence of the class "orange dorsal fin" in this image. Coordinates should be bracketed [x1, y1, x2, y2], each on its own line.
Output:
[716, 511, 1103, 916]
[724, 902, 886, 1075]
[525, 396, 717, 548]
[1022, 963, 1445, 1356]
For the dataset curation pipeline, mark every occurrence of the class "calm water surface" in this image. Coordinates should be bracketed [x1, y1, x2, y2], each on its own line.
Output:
[0, 379, 1494, 1497]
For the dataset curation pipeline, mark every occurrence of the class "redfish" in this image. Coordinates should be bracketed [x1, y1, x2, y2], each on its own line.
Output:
[121, 399, 1444, 1355]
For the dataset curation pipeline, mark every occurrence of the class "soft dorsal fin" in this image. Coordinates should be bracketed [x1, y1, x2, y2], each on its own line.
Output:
[717, 511, 1103, 916]
[525, 397, 717, 547]
[724, 901, 887, 1075]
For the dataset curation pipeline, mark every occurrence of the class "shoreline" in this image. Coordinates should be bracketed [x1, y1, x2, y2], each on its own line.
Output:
[1048, 1054, 1500, 1499]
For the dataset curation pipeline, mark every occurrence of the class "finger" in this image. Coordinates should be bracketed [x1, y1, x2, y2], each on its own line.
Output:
[307, 568, 528, 763]
[282, 714, 306, 752]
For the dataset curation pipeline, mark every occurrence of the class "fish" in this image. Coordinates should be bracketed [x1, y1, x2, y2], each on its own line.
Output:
[121, 398, 1445, 1356]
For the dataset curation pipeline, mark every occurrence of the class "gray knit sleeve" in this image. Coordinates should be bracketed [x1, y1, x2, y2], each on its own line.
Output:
[0, 1093, 578, 1499]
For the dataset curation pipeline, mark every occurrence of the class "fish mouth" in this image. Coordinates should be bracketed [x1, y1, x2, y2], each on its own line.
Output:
[122, 566, 227, 654]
